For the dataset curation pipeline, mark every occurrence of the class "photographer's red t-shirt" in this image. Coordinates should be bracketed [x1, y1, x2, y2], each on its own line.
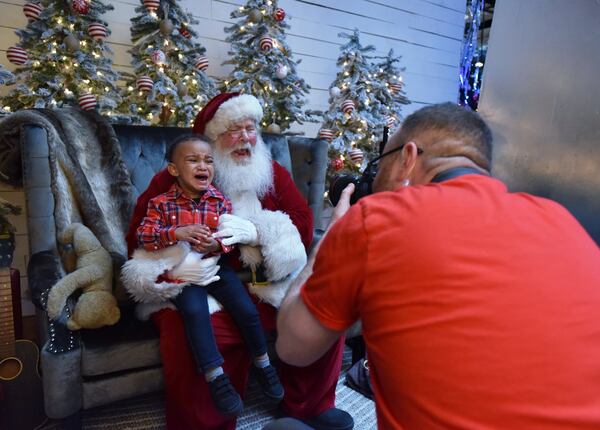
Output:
[302, 174, 600, 429]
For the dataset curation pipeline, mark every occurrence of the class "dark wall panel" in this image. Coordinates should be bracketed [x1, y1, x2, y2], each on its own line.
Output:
[478, 0, 600, 244]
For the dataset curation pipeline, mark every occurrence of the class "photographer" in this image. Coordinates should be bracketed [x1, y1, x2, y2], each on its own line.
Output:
[276, 102, 600, 429]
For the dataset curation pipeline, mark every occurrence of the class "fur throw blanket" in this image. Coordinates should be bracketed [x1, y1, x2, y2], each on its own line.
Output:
[0, 108, 134, 256]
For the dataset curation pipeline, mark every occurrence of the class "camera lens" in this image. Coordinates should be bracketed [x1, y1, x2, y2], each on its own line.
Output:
[328, 174, 357, 206]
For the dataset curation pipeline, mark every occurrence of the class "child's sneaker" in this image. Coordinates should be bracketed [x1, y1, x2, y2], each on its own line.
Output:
[253, 364, 284, 402]
[208, 374, 243, 416]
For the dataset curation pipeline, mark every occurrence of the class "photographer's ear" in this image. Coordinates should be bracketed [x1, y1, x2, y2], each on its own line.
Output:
[390, 141, 419, 188]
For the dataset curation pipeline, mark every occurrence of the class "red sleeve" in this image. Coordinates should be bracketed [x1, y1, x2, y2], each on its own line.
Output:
[126, 169, 176, 257]
[272, 162, 314, 250]
[136, 197, 178, 251]
[300, 203, 366, 331]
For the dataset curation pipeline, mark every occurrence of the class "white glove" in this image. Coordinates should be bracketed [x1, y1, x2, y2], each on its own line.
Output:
[167, 253, 220, 286]
[214, 214, 259, 246]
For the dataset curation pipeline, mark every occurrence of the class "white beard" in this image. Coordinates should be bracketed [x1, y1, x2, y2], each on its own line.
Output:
[213, 136, 274, 209]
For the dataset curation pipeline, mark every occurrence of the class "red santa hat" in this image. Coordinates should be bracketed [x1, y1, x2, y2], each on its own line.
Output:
[193, 92, 263, 141]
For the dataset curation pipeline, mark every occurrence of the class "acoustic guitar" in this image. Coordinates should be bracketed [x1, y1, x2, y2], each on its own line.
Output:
[0, 267, 46, 430]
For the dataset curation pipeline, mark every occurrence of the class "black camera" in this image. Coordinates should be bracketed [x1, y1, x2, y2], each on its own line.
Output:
[328, 127, 389, 206]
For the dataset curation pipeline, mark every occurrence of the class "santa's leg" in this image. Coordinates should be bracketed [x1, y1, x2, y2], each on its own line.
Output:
[279, 337, 353, 429]
[152, 308, 251, 430]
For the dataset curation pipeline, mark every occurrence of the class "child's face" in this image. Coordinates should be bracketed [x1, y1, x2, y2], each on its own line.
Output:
[167, 139, 214, 198]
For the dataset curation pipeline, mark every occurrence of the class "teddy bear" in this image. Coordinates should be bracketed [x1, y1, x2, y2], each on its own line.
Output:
[47, 223, 120, 330]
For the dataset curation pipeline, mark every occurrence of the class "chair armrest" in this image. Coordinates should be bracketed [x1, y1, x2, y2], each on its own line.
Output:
[28, 250, 79, 354]
[28, 250, 62, 310]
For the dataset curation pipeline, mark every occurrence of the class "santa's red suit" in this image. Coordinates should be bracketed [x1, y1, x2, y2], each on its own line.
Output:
[126, 162, 345, 430]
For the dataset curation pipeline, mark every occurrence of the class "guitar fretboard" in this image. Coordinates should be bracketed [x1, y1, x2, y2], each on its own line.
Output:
[0, 268, 15, 359]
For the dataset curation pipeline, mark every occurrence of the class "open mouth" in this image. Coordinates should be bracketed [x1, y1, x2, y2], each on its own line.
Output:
[233, 148, 251, 157]
[194, 173, 209, 182]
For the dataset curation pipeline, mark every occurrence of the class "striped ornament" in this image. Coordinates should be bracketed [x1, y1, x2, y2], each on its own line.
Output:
[341, 99, 355, 114]
[389, 82, 403, 94]
[6, 47, 28, 65]
[88, 23, 108, 41]
[136, 76, 154, 92]
[23, 2, 43, 21]
[318, 128, 334, 142]
[386, 115, 395, 128]
[259, 35, 273, 51]
[78, 93, 97, 111]
[194, 56, 209, 71]
[179, 26, 191, 39]
[348, 148, 364, 164]
[143, 0, 160, 12]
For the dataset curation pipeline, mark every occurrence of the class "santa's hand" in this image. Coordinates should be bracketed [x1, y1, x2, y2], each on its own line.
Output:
[214, 214, 259, 246]
[170, 255, 221, 286]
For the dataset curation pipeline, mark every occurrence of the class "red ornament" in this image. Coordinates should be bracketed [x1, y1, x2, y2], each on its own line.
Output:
[143, 0, 160, 12]
[389, 82, 403, 94]
[318, 128, 334, 142]
[259, 35, 274, 51]
[88, 23, 108, 41]
[348, 148, 364, 164]
[179, 26, 191, 39]
[273, 7, 285, 21]
[23, 2, 43, 21]
[6, 46, 28, 65]
[341, 99, 355, 114]
[71, 0, 90, 14]
[136, 76, 154, 92]
[78, 93, 97, 111]
[331, 158, 344, 172]
[194, 56, 209, 71]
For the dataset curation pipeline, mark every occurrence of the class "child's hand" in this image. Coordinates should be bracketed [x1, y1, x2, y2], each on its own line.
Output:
[175, 225, 211, 246]
[193, 236, 220, 254]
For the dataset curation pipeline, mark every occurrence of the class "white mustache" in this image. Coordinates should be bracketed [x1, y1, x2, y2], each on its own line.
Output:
[229, 143, 253, 154]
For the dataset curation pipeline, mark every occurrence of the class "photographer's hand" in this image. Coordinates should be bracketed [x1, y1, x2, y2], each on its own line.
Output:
[329, 183, 355, 227]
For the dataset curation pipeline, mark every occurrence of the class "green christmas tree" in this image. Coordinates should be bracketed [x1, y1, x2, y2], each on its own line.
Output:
[119, 0, 217, 126]
[221, 0, 312, 133]
[371, 49, 410, 134]
[1, 0, 122, 116]
[318, 30, 387, 180]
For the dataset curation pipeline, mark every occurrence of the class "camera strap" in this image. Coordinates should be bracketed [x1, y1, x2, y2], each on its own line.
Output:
[431, 167, 485, 183]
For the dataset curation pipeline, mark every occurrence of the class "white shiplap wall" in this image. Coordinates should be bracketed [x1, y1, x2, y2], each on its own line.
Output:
[0, 0, 466, 316]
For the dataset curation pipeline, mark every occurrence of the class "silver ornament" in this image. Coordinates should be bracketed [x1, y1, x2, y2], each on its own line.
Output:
[248, 9, 262, 23]
[64, 34, 80, 52]
[159, 19, 174, 35]
[329, 86, 341, 97]
[177, 83, 188, 96]
[275, 64, 288, 79]
[265, 123, 281, 134]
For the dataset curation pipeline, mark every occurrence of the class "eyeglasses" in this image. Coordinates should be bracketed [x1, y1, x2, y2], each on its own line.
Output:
[223, 127, 257, 140]
[366, 143, 424, 169]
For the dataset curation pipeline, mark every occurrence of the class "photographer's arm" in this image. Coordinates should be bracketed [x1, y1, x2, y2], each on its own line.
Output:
[277, 184, 356, 367]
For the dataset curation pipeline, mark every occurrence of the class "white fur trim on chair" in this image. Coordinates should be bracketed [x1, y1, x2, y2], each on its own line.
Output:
[204, 94, 263, 140]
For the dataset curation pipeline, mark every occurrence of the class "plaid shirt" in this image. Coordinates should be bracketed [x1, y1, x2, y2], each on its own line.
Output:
[137, 183, 233, 253]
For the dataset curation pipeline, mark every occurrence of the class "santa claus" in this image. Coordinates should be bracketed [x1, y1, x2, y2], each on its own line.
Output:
[125, 93, 353, 430]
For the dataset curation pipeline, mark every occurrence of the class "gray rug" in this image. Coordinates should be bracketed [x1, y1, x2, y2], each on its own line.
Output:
[38, 348, 376, 430]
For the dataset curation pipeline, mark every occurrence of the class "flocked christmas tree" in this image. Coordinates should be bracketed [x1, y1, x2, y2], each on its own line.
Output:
[371, 49, 410, 135]
[1, 0, 122, 116]
[221, 0, 312, 133]
[119, 0, 217, 126]
[318, 29, 388, 180]
[0, 65, 16, 116]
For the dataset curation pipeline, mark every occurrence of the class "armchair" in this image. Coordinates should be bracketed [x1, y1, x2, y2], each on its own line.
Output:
[15, 119, 328, 423]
